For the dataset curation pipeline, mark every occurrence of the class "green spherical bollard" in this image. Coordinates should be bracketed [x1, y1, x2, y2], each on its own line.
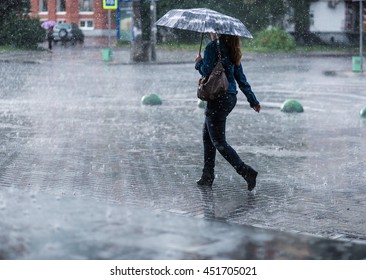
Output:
[360, 107, 366, 118]
[141, 94, 162, 106]
[197, 100, 206, 109]
[281, 99, 304, 113]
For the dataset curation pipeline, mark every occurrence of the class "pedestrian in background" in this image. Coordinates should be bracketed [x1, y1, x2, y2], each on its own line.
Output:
[47, 26, 54, 51]
[194, 33, 261, 191]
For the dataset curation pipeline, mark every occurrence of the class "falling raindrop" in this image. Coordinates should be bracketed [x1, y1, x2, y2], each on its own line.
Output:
[0, 194, 6, 211]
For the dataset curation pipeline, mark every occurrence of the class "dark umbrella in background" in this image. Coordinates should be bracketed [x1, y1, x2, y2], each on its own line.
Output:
[155, 8, 253, 54]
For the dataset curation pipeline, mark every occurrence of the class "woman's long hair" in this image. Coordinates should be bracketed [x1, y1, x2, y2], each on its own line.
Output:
[220, 34, 242, 65]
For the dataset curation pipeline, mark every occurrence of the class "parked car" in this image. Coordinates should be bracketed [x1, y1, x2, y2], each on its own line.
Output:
[53, 23, 84, 45]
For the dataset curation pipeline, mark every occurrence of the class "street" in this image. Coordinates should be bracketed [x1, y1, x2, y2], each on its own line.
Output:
[0, 45, 366, 259]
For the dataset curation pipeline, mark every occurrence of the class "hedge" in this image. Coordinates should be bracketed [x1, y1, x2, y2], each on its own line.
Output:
[0, 17, 45, 49]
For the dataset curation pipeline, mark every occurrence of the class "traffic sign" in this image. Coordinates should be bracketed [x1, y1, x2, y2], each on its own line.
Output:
[103, 0, 118, 10]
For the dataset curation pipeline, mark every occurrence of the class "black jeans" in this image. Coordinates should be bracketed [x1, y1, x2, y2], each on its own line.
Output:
[202, 94, 245, 177]
[48, 38, 53, 50]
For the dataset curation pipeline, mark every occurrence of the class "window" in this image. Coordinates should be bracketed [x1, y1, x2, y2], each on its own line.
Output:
[39, 0, 48, 12]
[57, 0, 66, 12]
[80, 19, 94, 29]
[79, 0, 94, 12]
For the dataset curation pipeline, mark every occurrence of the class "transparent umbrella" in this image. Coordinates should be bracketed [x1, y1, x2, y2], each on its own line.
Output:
[156, 8, 253, 54]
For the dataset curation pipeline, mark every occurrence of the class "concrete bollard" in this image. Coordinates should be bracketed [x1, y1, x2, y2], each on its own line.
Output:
[141, 94, 162, 106]
[281, 99, 304, 113]
[360, 107, 366, 118]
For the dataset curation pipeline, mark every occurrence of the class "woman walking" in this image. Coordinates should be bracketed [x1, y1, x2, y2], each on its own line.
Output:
[194, 33, 261, 191]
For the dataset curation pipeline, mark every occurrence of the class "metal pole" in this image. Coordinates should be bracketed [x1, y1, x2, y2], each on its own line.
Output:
[108, 9, 111, 48]
[360, 0, 364, 71]
[116, 3, 120, 41]
[150, 0, 157, 61]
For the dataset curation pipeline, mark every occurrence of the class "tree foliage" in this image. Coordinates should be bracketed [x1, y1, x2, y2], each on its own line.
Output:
[0, 0, 44, 48]
[249, 27, 296, 51]
[1, 17, 45, 48]
[0, 0, 30, 25]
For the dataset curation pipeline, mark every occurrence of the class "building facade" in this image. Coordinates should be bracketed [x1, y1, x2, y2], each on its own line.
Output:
[286, 0, 365, 45]
[30, 0, 364, 45]
[30, 0, 116, 37]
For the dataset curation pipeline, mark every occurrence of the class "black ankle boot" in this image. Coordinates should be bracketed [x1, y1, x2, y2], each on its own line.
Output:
[196, 175, 214, 187]
[241, 165, 258, 191]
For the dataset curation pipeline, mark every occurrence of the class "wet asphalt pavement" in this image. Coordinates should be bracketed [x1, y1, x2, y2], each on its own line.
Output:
[0, 44, 366, 259]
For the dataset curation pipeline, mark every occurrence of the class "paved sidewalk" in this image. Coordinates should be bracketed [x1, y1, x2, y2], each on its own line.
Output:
[0, 45, 366, 259]
[1, 187, 366, 260]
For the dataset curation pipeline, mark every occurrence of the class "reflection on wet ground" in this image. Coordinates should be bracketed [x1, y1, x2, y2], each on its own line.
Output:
[0, 46, 366, 259]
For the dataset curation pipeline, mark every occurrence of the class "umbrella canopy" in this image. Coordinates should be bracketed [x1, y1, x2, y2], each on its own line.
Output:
[155, 8, 253, 38]
[41, 20, 56, 29]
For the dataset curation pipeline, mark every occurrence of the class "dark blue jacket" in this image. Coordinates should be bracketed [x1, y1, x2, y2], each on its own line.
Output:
[195, 40, 259, 108]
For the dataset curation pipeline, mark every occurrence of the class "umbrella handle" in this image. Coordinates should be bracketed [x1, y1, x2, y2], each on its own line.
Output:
[199, 33, 204, 55]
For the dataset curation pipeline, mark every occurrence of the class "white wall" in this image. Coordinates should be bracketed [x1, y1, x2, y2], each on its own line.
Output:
[309, 1, 346, 32]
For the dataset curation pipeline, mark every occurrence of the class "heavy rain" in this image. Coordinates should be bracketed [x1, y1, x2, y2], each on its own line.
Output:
[0, 0, 366, 262]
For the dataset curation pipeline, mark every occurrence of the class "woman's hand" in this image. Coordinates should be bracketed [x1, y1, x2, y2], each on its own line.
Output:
[253, 104, 261, 113]
[195, 54, 202, 64]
